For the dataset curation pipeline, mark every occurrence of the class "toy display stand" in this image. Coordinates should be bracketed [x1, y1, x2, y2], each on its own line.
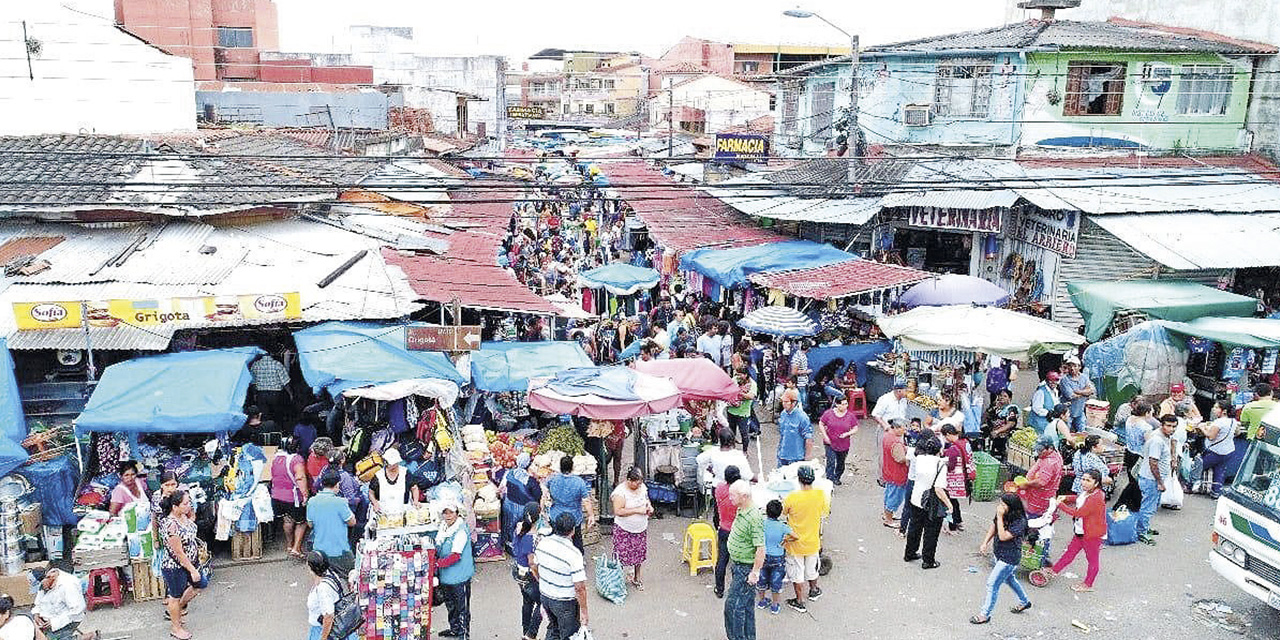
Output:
[355, 535, 436, 640]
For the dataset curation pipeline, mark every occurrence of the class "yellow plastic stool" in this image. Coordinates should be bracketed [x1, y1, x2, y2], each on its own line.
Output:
[682, 521, 717, 576]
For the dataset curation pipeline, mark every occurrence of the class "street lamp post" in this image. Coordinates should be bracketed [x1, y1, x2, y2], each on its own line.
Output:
[783, 9, 864, 166]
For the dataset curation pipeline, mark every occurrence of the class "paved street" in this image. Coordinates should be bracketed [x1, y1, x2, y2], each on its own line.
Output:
[84, 419, 1280, 640]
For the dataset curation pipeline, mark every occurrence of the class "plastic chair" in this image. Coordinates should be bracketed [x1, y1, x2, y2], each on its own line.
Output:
[682, 522, 718, 576]
[847, 388, 869, 420]
[85, 567, 123, 610]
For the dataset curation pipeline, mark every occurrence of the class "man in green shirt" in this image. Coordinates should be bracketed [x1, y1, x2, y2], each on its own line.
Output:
[724, 480, 765, 640]
[1240, 383, 1277, 440]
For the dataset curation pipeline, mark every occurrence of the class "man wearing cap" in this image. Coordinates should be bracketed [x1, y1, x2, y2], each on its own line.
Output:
[31, 566, 94, 640]
[1159, 383, 1201, 427]
[1020, 435, 1063, 562]
[782, 466, 828, 613]
[369, 448, 417, 518]
[1029, 372, 1062, 435]
[776, 389, 813, 469]
[1058, 356, 1094, 432]
[434, 499, 474, 638]
[307, 470, 356, 574]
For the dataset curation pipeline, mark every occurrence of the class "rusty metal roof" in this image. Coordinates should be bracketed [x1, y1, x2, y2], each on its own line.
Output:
[749, 259, 933, 300]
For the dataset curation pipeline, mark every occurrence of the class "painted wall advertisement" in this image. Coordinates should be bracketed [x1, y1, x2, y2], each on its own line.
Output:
[906, 208, 1004, 233]
[13, 293, 302, 331]
[506, 105, 545, 119]
[713, 133, 769, 162]
[1014, 210, 1078, 258]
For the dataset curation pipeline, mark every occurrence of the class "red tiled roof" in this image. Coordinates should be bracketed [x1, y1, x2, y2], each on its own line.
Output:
[748, 259, 932, 300]
[606, 161, 789, 254]
[383, 185, 558, 314]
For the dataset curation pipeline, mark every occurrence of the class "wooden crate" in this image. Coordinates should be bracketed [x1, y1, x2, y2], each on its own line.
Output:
[1006, 441, 1035, 472]
[130, 560, 165, 602]
[231, 529, 262, 561]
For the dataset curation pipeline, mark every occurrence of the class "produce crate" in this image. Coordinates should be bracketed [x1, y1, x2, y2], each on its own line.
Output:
[130, 559, 165, 602]
[971, 452, 1003, 502]
[1006, 441, 1035, 472]
[231, 529, 261, 561]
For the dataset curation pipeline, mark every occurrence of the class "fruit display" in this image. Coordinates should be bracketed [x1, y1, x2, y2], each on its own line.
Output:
[1010, 427, 1039, 449]
[912, 394, 937, 411]
[535, 426, 585, 456]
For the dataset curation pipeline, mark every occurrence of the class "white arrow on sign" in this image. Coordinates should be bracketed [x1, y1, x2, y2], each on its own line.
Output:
[464, 332, 480, 346]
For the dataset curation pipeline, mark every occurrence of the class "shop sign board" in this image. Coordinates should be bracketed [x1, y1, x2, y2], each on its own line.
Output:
[405, 325, 482, 351]
[507, 105, 545, 119]
[906, 208, 1003, 233]
[713, 133, 769, 162]
[12, 293, 302, 331]
[1014, 210, 1079, 258]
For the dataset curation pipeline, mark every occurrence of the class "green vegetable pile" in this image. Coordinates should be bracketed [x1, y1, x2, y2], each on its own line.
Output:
[1010, 427, 1039, 448]
[536, 426, 585, 456]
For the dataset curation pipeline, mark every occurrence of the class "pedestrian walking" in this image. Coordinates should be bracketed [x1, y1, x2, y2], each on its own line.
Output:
[756, 500, 791, 616]
[305, 551, 348, 640]
[1058, 355, 1094, 432]
[1019, 435, 1063, 564]
[970, 494, 1032, 624]
[904, 434, 948, 570]
[1198, 401, 1237, 498]
[1137, 415, 1177, 545]
[1049, 469, 1108, 592]
[158, 492, 205, 640]
[776, 389, 813, 468]
[511, 503, 542, 640]
[881, 419, 909, 527]
[819, 395, 857, 485]
[712, 465, 743, 598]
[307, 471, 357, 575]
[723, 480, 765, 640]
[782, 466, 827, 613]
[532, 514, 589, 640]
[941, 424, 972, 533]
[610, 467, 653, 589]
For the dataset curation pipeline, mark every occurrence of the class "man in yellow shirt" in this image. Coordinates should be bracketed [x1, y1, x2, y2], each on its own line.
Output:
[782, 465, 829, 613]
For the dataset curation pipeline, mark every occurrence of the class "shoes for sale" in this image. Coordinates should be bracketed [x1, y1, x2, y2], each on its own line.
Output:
[808, 587, 823, 601]
[786, 598, 807, 613]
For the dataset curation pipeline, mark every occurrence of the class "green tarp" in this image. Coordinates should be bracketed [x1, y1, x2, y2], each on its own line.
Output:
[1067, 280, 1257, 342]
[1158, 316, 1280, 349]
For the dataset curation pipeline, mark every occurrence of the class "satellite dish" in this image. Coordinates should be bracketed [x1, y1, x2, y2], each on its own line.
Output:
[56, 350, 83, 366]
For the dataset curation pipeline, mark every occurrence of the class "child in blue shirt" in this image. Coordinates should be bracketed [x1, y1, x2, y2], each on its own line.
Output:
[756, 499, 792, 615]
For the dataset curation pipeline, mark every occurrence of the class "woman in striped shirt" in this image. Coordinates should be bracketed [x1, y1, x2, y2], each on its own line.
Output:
[1071, 435, 1113, 494]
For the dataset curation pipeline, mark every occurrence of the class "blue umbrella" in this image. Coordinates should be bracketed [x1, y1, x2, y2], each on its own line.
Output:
[737, 306, 818, 337]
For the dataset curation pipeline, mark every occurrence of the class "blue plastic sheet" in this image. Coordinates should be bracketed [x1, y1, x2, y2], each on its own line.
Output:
[806, 341, 894, 389]
[76, 348, 263, 434]
[293, 322, 467, 396]
[544, 367, 640, 400]
[19, 456, 79, 525]
[1082, 322, 1187, 396]
[577, 264, 659, 296]
[471, 342, 593, 392]
[0, 435, 27, 481]
[679, 241, 857, 289]
[0, 340, 25, 441]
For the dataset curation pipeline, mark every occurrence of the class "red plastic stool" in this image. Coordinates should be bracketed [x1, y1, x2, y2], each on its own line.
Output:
[847, 388, 869, 420]
[85, 567, 123, 610]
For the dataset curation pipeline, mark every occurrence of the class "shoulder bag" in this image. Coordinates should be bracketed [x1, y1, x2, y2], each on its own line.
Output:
[325, 573, 363, 638]
[922, 459, 950, 521]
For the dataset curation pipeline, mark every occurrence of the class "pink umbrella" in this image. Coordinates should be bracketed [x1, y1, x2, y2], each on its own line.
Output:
[633, 358, 741, 404]
[527, 366, 682, 420]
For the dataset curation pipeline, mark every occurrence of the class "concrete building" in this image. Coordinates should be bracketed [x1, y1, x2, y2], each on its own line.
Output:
[650, 74, 773, 134]
[515, 49, 645, 123]
[1, 4, 196, 134]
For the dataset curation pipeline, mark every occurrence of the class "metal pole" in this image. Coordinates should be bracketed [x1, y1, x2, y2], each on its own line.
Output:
[849, 34, 863, 161]
[667, 79, 674, 158]
[80, 302, 95, 382]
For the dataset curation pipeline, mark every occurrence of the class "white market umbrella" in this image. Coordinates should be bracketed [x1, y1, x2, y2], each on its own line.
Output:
[738, 306, 818, 337]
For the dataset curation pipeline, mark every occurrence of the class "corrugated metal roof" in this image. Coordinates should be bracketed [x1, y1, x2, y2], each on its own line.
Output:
[869, 19, 1276, 55]
[1090, 212, 1280, 270]
[8, 324, 174, 351]
[1012, 166, 1280, 214]
[748, 259, 933, 300]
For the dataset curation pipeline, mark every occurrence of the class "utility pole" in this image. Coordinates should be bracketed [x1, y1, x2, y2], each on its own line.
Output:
[667, 78, 674, 158]
[783, 10, 864, 178]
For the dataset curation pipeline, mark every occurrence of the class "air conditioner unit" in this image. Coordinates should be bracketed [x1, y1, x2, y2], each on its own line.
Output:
[903, 104, 932, 127]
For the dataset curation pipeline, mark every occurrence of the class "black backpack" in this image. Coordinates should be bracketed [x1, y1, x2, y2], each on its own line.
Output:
[324, 573, 363, 637]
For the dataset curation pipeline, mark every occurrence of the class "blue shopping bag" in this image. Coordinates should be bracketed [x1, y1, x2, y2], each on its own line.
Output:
[1105, 506, 1139, 546]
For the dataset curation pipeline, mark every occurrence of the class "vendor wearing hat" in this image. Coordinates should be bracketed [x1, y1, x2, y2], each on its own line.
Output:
[1158, 383, 1201, 427]
[369, 448, 418, 517]
[434, 499, 474, 639]
[1029, 371, 1062, 435]
[1058, 355, 1095, 432]
[499, 453, 543, 553]
[31, 566, 98, 640]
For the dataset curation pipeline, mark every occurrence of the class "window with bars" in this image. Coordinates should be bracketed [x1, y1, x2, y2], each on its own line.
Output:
[781, 81, 801, 134]
[1177, 64, 1233, 115]
[933, 61, 993, 118]
[217, 27, 254, 48]
[810, 81, 836, 141]
[1064, 61, 1127, 116]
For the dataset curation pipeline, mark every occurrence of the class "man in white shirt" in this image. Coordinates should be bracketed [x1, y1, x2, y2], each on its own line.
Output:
[531, 513, 589, 640]
[696, 428, 755, 487]
[31, 566, 93, 640]
[873, 383, 909, 479]
[696, 324, 723, 366]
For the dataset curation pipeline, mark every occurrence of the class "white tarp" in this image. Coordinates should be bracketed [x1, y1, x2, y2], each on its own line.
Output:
[342, 378, 459, 407]
[877, 305, 1085, 360]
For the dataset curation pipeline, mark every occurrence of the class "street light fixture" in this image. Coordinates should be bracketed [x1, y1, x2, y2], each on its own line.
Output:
[783, 8, 863, 164]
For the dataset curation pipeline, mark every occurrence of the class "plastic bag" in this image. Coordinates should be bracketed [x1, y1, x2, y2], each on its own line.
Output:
[1106, 506, 1139, 545]
[1160, 474, 1184, 509]
[593, 553, 628, 604]
[570, 627, 595, 640]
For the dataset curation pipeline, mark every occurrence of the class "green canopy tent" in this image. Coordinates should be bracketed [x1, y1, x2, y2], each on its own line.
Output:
[1157, 316, 1280, 349]
[1067, 280, 1257, 342]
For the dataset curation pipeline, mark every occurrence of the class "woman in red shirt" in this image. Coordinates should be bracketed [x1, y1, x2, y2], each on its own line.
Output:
[1049, 469, 1108, 592]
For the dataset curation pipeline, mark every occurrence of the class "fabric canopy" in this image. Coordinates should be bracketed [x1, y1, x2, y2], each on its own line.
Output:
[679, 240, 856, 289]
[471, 341, 594, 392]
[898, 274, 1010, 309]
[634, 358, 740, 403]
[341, 379, 459, 407]
[877, 306, 1084, 360]
[1082, 321, 1188, 397]
[528, 366, 682, 420]
[738, 306, 818, 337]
[294, 322, 466, 396]
[76, 347, 263, 434]
[1158, 316, 1280, 349]
[577, 263, 660, 295]
[0, 340, 26, 441]
[1067, 280, 1257, 342]
[807, 341, 894, 389]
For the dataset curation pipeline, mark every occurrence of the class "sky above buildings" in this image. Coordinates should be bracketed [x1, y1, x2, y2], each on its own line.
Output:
[65, 0, 1022, 61]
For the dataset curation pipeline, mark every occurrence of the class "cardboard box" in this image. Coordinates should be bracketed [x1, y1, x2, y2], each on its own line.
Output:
[0, 561, 47, 607]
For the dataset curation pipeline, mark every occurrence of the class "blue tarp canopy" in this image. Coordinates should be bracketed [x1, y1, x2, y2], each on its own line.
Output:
[578, 264, 659, 296]
[0, 339, 26, 441]
[679, 240, 856, 289]
[807, 341, 894, 388]
[471, 341, 593, 392]
[293, 322, 467, 396]
[76, 347, 263, 434]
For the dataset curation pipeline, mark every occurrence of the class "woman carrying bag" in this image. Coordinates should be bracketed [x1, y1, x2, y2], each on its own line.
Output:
[1049, 469, 1108, 592]
[903, 435, 950, 570]
[511, 502, 542, 640]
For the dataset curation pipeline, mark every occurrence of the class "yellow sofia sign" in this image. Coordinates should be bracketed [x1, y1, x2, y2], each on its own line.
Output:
[12, 293, 302, 331]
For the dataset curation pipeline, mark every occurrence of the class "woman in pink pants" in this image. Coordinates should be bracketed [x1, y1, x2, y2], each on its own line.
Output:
[1049, 469, 1108, 592]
